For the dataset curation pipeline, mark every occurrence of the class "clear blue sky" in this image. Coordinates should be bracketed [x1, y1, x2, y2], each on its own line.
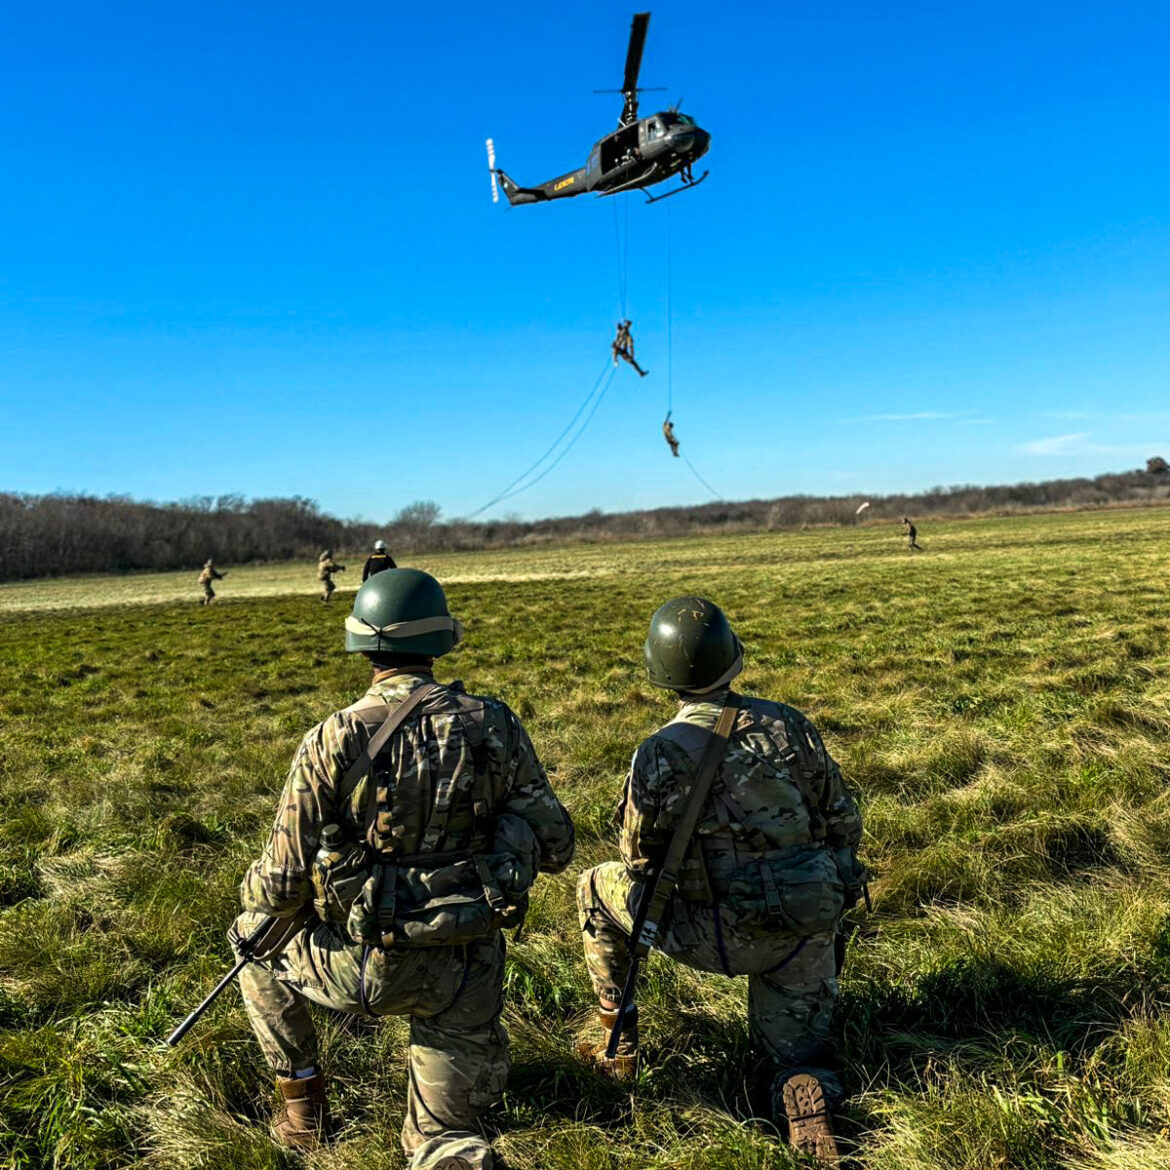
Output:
[2, 0, 1168, 521]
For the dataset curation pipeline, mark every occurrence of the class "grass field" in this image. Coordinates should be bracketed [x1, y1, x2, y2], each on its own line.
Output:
[2, 509, 1169, 1170]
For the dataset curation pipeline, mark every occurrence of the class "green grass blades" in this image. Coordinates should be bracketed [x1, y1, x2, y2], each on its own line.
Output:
[1, 508, 1169, 1168]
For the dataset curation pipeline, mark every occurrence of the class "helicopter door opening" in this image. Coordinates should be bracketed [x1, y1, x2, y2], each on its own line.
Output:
[600, 124, 640, 172]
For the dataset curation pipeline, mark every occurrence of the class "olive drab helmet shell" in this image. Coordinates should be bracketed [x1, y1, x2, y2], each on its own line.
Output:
[644, 596, 743, 692]
[345, 568, 464, 657]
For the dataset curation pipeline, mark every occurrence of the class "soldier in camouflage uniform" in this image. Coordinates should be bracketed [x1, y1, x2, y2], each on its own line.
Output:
[235, 568, 575, 1170]
[317, 549, 346, 602]
[197, 559, 224, 605]
[576, 597, 865, 1163]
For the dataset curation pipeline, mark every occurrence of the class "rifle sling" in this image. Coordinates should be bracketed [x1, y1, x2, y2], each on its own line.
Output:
[630, 699, 738, 955]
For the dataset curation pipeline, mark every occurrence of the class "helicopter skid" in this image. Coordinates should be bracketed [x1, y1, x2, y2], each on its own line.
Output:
[642, 170, 709, 204]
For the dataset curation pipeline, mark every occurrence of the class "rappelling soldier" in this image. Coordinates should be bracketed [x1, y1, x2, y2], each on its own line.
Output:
[662, 412, 680, 457]
[612, 319, 648, 377]
[362, 539, 397, 581]
[575, 597, 866, 1164]
[234, 568, 575, 1169]
[317, 549, 346, 602]
[197, 559, 225, 605]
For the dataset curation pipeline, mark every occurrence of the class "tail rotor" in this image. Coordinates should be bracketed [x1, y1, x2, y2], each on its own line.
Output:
[486, 138, 499, 204]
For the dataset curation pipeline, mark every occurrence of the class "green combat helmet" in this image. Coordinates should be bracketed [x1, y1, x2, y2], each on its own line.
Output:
[644, 596, 743, 692]
[344, 568, 464, 657]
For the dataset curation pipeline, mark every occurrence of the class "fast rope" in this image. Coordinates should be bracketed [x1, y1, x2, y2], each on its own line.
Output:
[467, 359, 616, 518]
[664, 201, 720, 501]
[613, 195, 630, 319]
[490, 364, 618, 508]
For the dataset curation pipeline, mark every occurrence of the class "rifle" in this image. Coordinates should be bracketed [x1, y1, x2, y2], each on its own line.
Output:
[166, 913, 276, 1046]
[605, 700, 738, 1060]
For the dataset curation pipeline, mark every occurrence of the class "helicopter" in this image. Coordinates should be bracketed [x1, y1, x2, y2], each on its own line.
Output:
[489, 12, 710, 206]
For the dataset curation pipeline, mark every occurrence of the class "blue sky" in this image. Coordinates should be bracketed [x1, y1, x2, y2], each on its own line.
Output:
[2, 0, 1168, 521]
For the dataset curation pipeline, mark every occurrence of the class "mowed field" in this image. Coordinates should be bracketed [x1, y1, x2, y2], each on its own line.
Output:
[2, 509, 1170, 1170]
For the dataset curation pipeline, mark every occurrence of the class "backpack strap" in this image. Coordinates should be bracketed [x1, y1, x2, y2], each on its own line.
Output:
[336, 682, 439, 850]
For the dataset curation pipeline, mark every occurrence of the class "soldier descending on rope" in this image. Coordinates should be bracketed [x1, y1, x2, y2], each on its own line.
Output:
[902, 518, 922, 551]
[317, 549, 346, 602]
[575, 597, 867, 1164]
[197, 559, 225, 605]
[362, 539, 397, 581]
[233, 568, 574, 1170]
[662, 412, 680, 457]
[612, 319, 648, 377]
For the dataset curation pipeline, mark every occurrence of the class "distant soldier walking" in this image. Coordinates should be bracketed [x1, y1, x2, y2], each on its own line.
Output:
[317, 549, 346, 602]
[362, 539, 397, 581]
[233, 569, 575, 1169]
[575, 597, 866, 1164]
[197, 559, 225, 605]
[903, 518, 922, 551]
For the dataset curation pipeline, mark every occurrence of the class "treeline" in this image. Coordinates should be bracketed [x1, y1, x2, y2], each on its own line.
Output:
[2, 469, 1168, 582]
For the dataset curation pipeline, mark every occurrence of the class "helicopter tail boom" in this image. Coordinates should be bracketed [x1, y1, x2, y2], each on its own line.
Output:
[495, 166, 587, 206]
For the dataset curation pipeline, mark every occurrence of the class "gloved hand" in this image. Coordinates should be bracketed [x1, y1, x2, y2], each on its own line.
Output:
[229, 906, 315, 962]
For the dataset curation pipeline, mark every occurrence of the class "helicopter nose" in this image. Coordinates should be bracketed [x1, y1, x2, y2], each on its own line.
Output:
[669, 126, 709, 160]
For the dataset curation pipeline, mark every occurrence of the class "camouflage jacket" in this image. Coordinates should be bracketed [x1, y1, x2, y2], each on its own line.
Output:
[197, 566, 222, 585]
[619, 687, 863, 905]
[317, 557, 343, 581]
[242, 671, 575, 917]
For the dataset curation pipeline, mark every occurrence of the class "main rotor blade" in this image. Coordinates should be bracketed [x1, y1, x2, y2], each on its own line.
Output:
[623, 12, 650, 96]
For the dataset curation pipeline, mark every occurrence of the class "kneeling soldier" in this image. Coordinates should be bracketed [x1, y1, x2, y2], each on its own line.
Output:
[576, 597, 866, 1163]
[235, 569, 575, 1170]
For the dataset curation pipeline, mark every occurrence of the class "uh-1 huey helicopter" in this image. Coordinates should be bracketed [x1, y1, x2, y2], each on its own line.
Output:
[488, 12, 710, 206]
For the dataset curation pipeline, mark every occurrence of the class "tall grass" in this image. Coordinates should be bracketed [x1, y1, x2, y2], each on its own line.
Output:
[1, 509, 1168, 1168]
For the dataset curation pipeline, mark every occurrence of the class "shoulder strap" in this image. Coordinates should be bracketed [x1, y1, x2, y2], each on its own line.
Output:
[631, 699, 739, 954]
[337, 682, 439, 846]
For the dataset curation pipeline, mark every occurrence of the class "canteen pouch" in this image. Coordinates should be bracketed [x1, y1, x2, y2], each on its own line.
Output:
[348, 813, 540, 949]
[726, 847, 845, 936]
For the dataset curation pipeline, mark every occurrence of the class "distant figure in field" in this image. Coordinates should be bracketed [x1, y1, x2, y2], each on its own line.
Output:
[662, 412, 680, 457]
[362, 539, 397, 581]
[612, 319, 648, 377]
[903, 518, 922, 551]
[317, 550, 345, 603]
[198, 559, 225, 605]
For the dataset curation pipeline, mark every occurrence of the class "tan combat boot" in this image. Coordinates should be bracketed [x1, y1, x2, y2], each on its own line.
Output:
[776, 1072, 840, 1164]
[272, 1073, 333, 1151]
[575, 1005, 639, 1080]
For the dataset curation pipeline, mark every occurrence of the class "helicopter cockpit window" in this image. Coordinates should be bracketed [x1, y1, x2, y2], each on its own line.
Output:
[648, 119, 666, 139]
[675, 113, 695, 126]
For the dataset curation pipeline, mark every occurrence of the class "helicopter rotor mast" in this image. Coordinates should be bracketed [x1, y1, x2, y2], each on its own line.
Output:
[620, 12, 650, 126]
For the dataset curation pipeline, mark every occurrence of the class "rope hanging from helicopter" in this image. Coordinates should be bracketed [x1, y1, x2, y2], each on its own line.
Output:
[467, 359, 617, 518]
[663, 201, 721, 501]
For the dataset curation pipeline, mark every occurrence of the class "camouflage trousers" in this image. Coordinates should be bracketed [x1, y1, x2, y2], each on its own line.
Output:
[320, 577, 335, 602]
[236, 913, 508, 1170]
[200, 584, 215, 605]
[577, 862, 842, 1102]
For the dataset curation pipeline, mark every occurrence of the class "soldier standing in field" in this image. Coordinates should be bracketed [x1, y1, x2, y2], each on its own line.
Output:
[233, 568, 575, 1170]
[903, 518, 922, 551]
[575, 597, 866, 1164]
[362, 539, 397, 581]
[197, 559, 225, 605]
[317, 549, 346, 602]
